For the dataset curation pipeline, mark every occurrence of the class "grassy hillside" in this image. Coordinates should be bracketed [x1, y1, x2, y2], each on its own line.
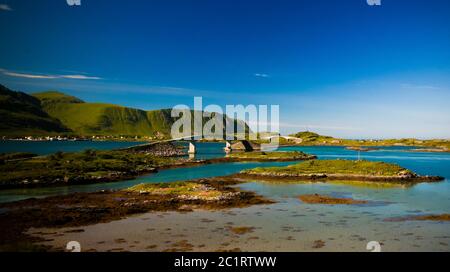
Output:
[32, 91, 173, 137]
[289, 131, 335, 144]
[0, 85, 70, 136]
[33, 91, 84, 106]
[32, 91, 248, 138]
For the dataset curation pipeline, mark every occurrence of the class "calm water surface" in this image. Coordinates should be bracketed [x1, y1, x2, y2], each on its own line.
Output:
[2, 141, 450, 251]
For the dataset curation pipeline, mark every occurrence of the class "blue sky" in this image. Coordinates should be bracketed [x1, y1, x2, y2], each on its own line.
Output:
[0, 0, 449, 138]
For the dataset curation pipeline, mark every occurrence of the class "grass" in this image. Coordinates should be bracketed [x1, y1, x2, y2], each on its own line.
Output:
[0, 85, 69, 136]
[286, 131, 450, 150]
[4, 86, 250, 138]
[228, 151, 313, 160]
[0, 152, 37, 162]
[298, 194, 368, 205]
[33, 91, 248, 138]
[243, 159, 414, 177]
[35, 91, 179, 137]
[126, 182, 223, 199]
[32, 91, 84, 105]
[0, 149, 175, 187]
[290, 131, 335, 144]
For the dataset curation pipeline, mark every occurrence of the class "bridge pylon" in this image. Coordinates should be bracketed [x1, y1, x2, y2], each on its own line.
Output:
[188, 141, 197, 154]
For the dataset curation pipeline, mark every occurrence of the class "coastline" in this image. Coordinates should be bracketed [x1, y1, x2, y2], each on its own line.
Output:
[0, 177, 273, 251]
[232, 172, 444, 184]
[0, 150, 317, 190]
[0, 145, 448, 252]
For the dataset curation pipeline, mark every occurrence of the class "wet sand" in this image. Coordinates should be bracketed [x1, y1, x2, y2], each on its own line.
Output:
[29, 183, 450, 252]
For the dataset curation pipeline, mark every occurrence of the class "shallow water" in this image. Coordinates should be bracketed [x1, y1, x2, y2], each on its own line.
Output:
[2, 142, 450, 251]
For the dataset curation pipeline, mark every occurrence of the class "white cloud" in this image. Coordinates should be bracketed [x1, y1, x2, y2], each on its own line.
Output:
[61, 75, 102, 80]
[1, 69, 101, 80]
[3, 72, 57, 79]
[400, 83, 441, 90]
[254, 73, 269, 78]
[0, 4, 12, 11]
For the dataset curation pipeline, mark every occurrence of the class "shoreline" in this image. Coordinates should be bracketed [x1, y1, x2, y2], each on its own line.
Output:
[0, 177, 273, 251]
[0, 161, 447, 251]
[0, 152, 317, 190]
[232, 172, 444, 184]
[1, 148, 445, 191]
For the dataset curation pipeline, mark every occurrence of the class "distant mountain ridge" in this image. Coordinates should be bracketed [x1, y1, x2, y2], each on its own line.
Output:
[0, 84, 247, 138]
[0, 85, 70, 136]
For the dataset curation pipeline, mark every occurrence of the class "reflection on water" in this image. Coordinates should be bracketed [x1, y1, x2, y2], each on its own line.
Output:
[1, 143, 449, 204]
[3, 142, 450, 251]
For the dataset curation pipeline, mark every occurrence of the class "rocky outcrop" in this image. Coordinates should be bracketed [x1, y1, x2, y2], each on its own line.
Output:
[123, 142, 186, 157]
[236, 172, 444, 183]
[229, 140, 261, 151]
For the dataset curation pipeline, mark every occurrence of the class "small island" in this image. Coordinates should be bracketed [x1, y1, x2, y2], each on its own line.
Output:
[0, 149, 318, 189]
[0, 179, 272, 250]
[0, 148, 208, 189]
[298, 194, 369, 205]
[237, 159, 444, 183]
[215, 151, 316, 162]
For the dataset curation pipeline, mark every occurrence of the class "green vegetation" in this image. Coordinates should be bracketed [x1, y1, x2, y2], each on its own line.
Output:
[127, 182, 223, 200]
[33, 90, 174, 137]
[33, 90, 249, 138]
[286, 131, 449, 151]
[33, 91, 84, 106]
[298, 194, 368, 205]
[0, 85, 69, 136]
[243, 159, 414, 177]
[0, 85, 248, 138]
[0, 149, 175, 188]
[290, 131, 335, 144]
[2, 82, 447, 149]
[228, 151, 315, 161]
[0, 152, 37, 163]
[420, 140, 450, 150]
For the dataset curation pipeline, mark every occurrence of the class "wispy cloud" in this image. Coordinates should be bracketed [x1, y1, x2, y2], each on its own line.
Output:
[400, 83, 441, 90]
[60, 75, 102, 80]
[1, 69, 102, 80]
[254, 73, 269, 78]
[3, 71, 57, 79]
[0, 4, 12, 11]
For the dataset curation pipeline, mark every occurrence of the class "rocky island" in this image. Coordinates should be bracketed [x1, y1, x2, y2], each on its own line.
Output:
[213, 151, 316, 163]
[0, 148, 319, 189]
[0, 148, 204, 189]
[298, 194, 369, 205]
[0, 178, 272, 251]
[237, 159, 444, 183]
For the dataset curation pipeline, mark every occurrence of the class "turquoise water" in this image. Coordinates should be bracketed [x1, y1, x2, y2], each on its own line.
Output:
[177, 142, 226, 160]
[0, 140, 146, 155]
[3, 142, 450, 251]
[1, 143, 449, 210]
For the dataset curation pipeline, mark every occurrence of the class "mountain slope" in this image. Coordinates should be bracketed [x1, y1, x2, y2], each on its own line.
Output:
[32, 91, 248, 138]
[0, 85, 70, 136]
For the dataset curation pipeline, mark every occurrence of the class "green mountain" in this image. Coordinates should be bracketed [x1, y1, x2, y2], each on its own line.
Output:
[0, 85, 249, 138]
[33, 91, 163, 137]
[0, 85, 70, 136]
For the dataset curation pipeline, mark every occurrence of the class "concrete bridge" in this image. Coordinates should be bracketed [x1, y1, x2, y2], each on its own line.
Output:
[124, 135, 258, 155]
[262, 135, 303, 144]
